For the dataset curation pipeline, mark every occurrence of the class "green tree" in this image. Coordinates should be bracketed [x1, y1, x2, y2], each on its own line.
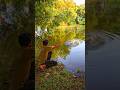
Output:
[76, 5, 85, 25]
[35, 0, 56, 30]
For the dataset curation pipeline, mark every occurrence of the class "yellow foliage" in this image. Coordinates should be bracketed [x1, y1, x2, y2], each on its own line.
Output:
[59, 22, 68, 26]
[54, 0, 75, 11]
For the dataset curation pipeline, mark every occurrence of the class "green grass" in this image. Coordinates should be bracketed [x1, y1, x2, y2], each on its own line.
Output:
[35, 64, 85, 90]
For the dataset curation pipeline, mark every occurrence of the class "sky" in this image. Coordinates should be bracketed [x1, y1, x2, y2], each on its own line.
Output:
[74, 0, 85, 5]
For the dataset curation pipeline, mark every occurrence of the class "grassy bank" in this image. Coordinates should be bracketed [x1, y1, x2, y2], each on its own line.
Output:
[35, 64, 85, 90]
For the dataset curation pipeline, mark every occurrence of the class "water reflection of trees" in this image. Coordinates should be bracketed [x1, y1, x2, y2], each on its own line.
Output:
[86, 32, 105, 51]
[86, 31, 120, 51]
[86, 0, 120, 35]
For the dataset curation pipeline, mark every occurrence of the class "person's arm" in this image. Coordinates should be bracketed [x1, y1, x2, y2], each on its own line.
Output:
[51, 44, 60, 49]
[46, 45, 59, 51]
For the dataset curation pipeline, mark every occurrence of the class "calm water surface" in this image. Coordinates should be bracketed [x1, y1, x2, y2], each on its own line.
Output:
[86, 31, 120, 90]
[56, 40, 85, 75]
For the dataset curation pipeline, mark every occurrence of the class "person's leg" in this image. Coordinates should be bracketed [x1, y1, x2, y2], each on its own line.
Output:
[45, 61, 57, 68]
[45, 51, 57, 68]
[47, 51, 52, 61]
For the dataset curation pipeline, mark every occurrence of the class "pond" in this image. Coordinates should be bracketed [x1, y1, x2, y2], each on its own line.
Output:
[86, 31, 120, 90]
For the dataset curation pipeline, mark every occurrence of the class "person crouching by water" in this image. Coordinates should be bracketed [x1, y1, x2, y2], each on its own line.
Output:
[39, 39, 59, 71]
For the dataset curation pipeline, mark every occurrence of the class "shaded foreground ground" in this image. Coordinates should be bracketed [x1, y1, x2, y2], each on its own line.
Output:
[35, 64, 85, 90]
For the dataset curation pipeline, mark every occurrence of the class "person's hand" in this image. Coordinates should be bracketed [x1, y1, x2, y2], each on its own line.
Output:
[55, 44, 60, 48]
